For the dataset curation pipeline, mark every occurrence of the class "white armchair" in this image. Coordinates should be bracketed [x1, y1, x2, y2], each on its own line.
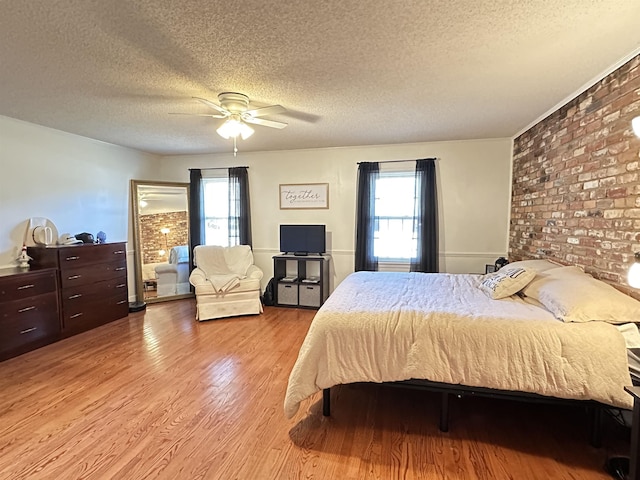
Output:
[155, 245, 190, 296]
[189, 244, 263, 321]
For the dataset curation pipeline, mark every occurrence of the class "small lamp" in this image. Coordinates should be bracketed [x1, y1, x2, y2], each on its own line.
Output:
[633, 116, 640, 138]
[159, 228, 170, 257]
[628, 252, 640, 288]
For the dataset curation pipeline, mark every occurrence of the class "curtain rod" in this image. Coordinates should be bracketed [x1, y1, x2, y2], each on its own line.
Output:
[188, 166, 249, 171]
[357, 158, 436, 165]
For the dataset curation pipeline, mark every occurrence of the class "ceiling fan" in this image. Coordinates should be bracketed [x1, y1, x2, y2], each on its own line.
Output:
[172, 92, 287, 155]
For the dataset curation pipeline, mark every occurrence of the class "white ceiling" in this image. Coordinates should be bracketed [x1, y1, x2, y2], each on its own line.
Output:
[1, 1, 639, 156]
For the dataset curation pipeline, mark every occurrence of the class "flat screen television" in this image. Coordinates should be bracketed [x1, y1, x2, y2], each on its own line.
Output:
[280, 224, 326, 255]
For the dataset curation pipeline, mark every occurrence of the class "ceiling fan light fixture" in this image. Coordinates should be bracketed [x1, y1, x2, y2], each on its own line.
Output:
[238, 122, 254, 140]
[216, 117, 254, 140]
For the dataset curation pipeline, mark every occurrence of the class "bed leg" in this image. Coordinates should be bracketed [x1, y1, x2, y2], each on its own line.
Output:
[589, 406, 602, 448]
[323, 388, 330, 416]
[439, 392, 449, 432]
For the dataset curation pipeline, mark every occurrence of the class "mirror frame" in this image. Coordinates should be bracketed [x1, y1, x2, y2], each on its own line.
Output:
[131, 179, 193, 304]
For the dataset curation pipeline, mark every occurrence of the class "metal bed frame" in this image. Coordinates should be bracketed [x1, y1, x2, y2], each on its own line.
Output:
[322, 379, 604, 447]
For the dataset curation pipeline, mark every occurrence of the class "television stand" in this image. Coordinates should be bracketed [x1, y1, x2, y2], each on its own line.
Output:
[273, 254, 330, 309]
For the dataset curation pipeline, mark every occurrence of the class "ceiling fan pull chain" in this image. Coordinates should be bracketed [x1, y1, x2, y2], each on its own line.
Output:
[233, 136, 238, 157]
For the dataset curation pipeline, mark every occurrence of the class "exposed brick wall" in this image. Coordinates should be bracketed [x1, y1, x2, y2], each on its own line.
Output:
[140, 211, 188, 264]
[509, 55, 640, 295]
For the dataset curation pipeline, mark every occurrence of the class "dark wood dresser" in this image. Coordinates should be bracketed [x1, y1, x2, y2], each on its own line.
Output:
[0, 267, 59, 362]
[28, 242, 129, 337]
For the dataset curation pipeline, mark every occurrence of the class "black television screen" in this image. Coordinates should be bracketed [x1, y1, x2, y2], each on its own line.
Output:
[280, 224, 326, 255]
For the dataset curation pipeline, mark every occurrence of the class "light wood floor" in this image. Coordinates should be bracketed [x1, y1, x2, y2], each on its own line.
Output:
[0, 300, 630, 479]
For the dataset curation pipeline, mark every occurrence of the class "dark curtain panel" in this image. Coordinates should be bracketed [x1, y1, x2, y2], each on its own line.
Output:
[189, 168, 204, 272]
[354, 162, 379, 271]
[228, 167, 252, 247]
[410, 158, 438, 273]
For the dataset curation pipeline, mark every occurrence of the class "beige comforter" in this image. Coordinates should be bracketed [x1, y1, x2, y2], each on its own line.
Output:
[284, 271, 633, 418]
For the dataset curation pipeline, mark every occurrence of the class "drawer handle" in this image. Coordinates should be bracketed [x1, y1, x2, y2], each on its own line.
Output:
[18, 306, 36, 313]
[115, 267, 126, 271]
[306, 286, 314, 290]
[66, 256, 80, 261]
[116, 283, 126, 288]
[70, 313, 83, 319]
[17, 284, 35, 290]
[113, 250, 125, 255]
[68, 294, 82, 300]
[67, 275, 82, 280]
[117, 300, 127, 305]
[20, 327, 37, 334]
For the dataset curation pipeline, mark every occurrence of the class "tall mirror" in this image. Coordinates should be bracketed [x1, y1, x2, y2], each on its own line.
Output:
[131, 180, 192, 303]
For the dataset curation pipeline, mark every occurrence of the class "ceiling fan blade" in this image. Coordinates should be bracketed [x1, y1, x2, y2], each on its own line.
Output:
[243, 116, 288, 129]
[193, 97, 229, 115]
[169, 112, 227, 118]
[244, 105, 286, 118]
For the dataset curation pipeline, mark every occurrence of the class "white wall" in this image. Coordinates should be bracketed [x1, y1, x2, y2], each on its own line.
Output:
[0, 115, 159, 299]
[0, 116, 512, 299]
[159, 138, 513, 290]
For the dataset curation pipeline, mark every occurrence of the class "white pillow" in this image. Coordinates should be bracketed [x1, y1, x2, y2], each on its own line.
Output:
[521, 265, 584, 300]
[522, 266, 640, 323]
[478, 266, 536, 300]
[506, 259, 562, 273]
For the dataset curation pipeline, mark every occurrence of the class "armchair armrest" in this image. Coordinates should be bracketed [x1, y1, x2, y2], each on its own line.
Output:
[155, 263, 178, 275]
[246, 264, 263, 280]
[189, 267, 208, 287]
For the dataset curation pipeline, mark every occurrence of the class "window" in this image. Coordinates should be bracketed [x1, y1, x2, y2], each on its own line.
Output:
[355, 159, 437, 273]
[373, 172, 418, 261]
[202, 176, 232, 247]
[190, 167, 251, 250]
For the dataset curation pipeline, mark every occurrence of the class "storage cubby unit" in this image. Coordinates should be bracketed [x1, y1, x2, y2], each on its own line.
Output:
[273, 254, 330, 309]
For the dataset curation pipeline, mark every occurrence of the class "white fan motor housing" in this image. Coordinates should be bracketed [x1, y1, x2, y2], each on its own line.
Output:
[218, 92, 249, 113]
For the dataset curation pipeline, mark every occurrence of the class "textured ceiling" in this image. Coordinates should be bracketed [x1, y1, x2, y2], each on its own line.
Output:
[1, 0, 639, 156]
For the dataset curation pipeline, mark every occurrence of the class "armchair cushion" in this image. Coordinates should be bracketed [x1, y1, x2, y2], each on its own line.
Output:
[189, 264, 263, 295]
[192, 274, 261, 295]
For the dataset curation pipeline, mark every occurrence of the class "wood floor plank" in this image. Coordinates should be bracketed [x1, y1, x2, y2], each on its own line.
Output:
[0, 299, 629, 479]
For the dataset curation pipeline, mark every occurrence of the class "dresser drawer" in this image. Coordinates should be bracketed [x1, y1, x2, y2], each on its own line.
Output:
[0, 292, 60, 357]
[0, 270, 57, 302]
[62, 294, 129, 336]
[61, 276, 127, 313]
[57, 243, 126, 271]
[59, 259, 127, 289]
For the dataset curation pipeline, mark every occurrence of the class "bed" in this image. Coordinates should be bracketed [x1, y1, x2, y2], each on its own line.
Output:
[284, 261, 640, 440]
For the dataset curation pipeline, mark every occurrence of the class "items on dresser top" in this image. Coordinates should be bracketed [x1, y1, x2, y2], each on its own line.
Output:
[59, 233, 82, 245]
[24, 217, 59, 247]
[0, 267, 59, 362]
[28, 242, 129, 338]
